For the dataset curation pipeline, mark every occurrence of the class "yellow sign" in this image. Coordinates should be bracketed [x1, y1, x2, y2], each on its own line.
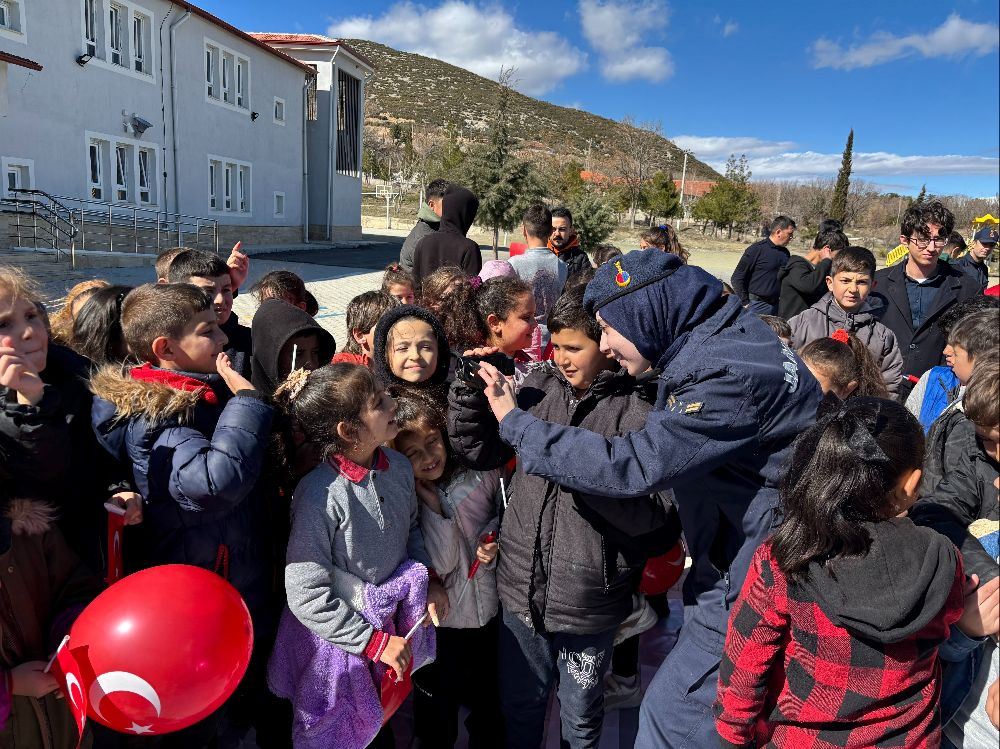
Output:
[886, 244, 909, 266]
[973, 214, 999, 225]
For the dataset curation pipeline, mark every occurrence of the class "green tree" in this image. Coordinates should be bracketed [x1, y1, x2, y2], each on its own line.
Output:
[568, 187, 617, 252]
[462, 68, 544, 256]
[915, 184, 927, 204]
[641, 171, 681, 224]
[553, 160, 587, 204]
[830, 129, 853, 224]
[692, 154, 760, 238]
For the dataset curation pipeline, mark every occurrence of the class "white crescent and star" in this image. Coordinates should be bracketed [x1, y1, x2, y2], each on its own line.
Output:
[64, 672, 85, 715]
[89, 671, 162, 730]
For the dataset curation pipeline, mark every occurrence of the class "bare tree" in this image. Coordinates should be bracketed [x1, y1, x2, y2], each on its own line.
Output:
[609, 116, 665, 228]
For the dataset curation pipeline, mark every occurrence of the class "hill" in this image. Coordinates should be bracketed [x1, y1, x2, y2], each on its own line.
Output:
[346, 39, 722, 183]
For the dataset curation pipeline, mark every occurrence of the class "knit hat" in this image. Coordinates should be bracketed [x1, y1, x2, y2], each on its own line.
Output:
[583, 248, 725, 368]
[372, 304, 451, 389]
[477, 260, 516, 283]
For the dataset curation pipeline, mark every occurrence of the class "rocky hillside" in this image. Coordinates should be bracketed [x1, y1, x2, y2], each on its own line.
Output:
[347, 38, 721, 182]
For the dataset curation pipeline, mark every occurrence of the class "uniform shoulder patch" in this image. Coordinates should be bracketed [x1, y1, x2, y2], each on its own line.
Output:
[666, 395, 704, 415]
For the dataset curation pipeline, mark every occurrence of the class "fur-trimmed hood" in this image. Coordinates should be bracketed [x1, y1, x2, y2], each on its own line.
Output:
[90, 364, 211, 423]
[6, 498, 56, 535]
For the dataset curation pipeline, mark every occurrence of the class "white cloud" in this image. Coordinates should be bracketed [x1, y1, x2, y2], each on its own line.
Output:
[328, 1, 587, 95]
[811, 14, 999, 70]
[578, 0, 674, 82]
[671, 134, 999, 180]
[723, 21, 738, 37]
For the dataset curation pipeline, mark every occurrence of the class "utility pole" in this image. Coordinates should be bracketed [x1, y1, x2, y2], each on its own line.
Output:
[678, 150, 689, 221]
[585, 138, 593, 173]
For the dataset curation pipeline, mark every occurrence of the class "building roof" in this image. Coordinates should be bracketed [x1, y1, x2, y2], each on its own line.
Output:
[673, 179, 716, 198]
[0, 50, 43, 71]
[249, 33, 375, 71]
[168, 2, 315, 75]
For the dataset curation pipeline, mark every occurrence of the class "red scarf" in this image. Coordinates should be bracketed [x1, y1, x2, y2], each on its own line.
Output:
[129, 362, 219, 405]
[547, 235, 580, 256]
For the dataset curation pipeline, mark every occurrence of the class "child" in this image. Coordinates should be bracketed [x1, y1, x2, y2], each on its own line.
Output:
[0, 454, 104, 749]
[372, 304, 451, 394]
[90, 282, 276, 745]
[905, 296, 1000, 430]
[477, 259, 516, 283]
[332, 290, 398, 368]
[418, 266, 482, 351]
[411, 186, 482, 289]
[248, 270, 309, 310]
[590, 244, 622, 268]
[69, 284, 133, 366]
[473, 276, 537, 379]
[49, 279, 109, 346]
[0, 265, 138, 575]
[759, 314, 792, 345]
[154, 245, 190, 283]
[268, 364, 444, 749]
[789, 245, 903, 394]
[250, 298, 336, 396]
[391, 388, 504, 748]
[382, 263, 416, 305]
[799, 331, 889, 400]
[166, 248, 252, 377]
[639, 224, 689, 264]
[449, 288, 679, 747]
[716, 397, 966, 748]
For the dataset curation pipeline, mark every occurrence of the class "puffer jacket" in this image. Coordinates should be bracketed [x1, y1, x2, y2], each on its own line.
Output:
[449, 363, 679, 634]
[0, 499, 103, 749]
[419, 467, 502, 629]
[788, 292, 904, 394]
[90, 364, 275, 629]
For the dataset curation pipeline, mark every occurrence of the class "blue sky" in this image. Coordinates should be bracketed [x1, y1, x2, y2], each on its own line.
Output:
[207, 0, 999, 196]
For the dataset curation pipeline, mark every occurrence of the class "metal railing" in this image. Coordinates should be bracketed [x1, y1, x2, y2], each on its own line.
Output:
[1, 189, 77, 263]
[3, 188, 220, 257]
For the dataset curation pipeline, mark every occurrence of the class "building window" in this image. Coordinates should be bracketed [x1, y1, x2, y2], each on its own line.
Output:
[88, 140, 105, 200]
[273, 97, 285, 124]
[236, 59, 246, 108]
[306, 66, 318, 121]
[132, 13, 146, 73]
[108, 4, 124, 66]
[137, 148, 151, 203]
[0, 0, 23, 38]
[83, 0, 99, 56]
[237, 166, 249, 212]
[114, 144, 129, 201]
[205, 45, 217, 98]
[273, 192, 285, 218]
[336, 70, 361, 177]
[2, 158, 34, 198]
[208, 156, 251, 214]
[0, 2, 10, 29]
[223, 165, 232, 210]
[208, 161, 218, 209]
[221, 53, 232, 103]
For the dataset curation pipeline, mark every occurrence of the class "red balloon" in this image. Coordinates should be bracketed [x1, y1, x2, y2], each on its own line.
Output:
[69, 564, 253, 736]
[639, 542, 686, 596]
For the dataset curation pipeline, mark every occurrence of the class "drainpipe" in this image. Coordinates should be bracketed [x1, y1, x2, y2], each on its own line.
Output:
[302, 75, 309, 244]
[169, 10, 192, 217]
[326, 47, 341, 242]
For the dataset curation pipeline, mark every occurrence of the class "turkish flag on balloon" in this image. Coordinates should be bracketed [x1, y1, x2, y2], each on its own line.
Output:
[47, 636, 88, 747]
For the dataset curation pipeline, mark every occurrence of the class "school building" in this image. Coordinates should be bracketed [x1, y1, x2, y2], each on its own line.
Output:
[0, 0, 372, 256]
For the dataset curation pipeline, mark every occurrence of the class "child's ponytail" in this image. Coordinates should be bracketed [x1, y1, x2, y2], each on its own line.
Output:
[418, 266, 481, 349]
[800, 330, 888, 399]
[771, 397, 924, 580]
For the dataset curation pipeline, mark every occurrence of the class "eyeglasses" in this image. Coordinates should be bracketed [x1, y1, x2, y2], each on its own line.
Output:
[907, 236, 948, 249]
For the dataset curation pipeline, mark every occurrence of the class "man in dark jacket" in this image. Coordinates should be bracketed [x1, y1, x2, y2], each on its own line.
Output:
[477, 250, 822, 748]
[411, 186, 483, 288]
[870, 201, 981, 396]
[777, 227, 848, 319]
[399, 179, 451, 272]
[549, 207, 593, 280]
[954, 224, 997, 291]
[730, 215, 796, 314]
[450, 288, 678, 748]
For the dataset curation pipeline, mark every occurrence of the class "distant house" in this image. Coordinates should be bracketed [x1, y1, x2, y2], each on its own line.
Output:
[0, 1, 370, 252]
[249, 34, 373, 242]
[579, 170, 716, 214]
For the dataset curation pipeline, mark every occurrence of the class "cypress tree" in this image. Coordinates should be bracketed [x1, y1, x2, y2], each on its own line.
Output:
[830, 129, 853, 224]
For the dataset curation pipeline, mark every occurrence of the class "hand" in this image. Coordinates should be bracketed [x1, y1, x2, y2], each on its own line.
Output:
[819, 246, 833, 260]
[476, 539, 498, 565]
[426, 579, 449, 626]
[415, 479, 443, 515]
[478, 362, 517, 423]
[958, 575, 1000, 638]
[461, 346, 501, 358]
[10, 661, 59, 698]
[109, 491, 143, 525]
[226, 242, 249, 290]
[379, 635, 412, 682]
[0, 337, 44, 405]
[987, 678, 999, 730]
[216, 353, 254, 396]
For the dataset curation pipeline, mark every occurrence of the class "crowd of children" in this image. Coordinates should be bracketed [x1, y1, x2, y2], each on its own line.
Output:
[0, 190, 997, 749]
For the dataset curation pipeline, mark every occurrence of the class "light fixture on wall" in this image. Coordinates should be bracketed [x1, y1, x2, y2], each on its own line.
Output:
[76, 53, 93, 66]
[131, 115, 153, 136]
[250, 111, 259, 122]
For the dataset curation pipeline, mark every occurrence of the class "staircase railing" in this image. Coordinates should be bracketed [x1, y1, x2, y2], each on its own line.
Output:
[2, 189, 77, 263]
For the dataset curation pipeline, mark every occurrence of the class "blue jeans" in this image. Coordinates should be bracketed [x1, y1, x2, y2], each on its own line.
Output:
[746, 299, 777, 316]
[498, 608, 616, 749]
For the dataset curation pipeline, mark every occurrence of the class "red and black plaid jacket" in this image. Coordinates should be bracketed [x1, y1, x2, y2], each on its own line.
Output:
[715, 542, 964, 748]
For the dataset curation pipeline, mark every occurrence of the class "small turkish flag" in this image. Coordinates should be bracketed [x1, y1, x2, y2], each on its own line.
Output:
[106, 506, 126, 584]
[47, 636, 88, 747]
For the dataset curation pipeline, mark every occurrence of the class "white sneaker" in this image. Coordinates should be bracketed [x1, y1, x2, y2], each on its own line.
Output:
[614, 594, 658, 645]
[603, 672, 643, 711]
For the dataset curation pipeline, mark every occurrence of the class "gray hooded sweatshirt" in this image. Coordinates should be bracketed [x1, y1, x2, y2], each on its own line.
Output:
[788, 292, 904, 394]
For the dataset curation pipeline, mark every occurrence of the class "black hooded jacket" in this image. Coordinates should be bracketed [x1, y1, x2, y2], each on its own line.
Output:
[411, 187, 483, 287]
[250, 299, 336, 396]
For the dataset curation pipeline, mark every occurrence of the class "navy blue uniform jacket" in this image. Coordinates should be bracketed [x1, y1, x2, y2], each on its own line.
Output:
[498, 299, 821, 652]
